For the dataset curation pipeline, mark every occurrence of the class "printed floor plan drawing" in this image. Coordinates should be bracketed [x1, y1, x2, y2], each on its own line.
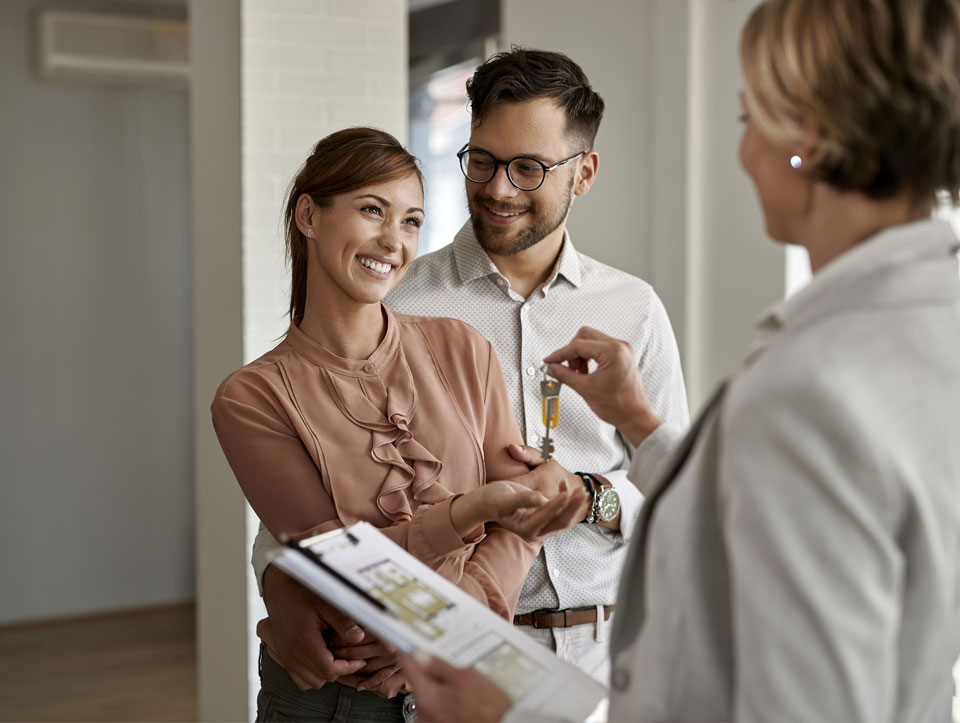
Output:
[474, 640, 550, 701]
[358, 560, 453, 640]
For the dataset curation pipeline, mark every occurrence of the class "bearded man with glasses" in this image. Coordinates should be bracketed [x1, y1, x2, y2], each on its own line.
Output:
[251, 48, 690, 696]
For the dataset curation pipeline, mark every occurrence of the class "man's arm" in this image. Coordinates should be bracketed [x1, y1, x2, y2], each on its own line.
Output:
[258, 562, 367, 690]
[254, 522, 400, 694]
[543, 327, 686, 497]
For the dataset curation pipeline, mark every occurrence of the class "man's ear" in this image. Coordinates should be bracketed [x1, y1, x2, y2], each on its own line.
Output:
[573, 150, 599, 197]
[295, 194, 320, 238]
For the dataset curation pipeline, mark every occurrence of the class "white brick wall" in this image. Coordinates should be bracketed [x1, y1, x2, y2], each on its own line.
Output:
[240, 0, 408, 364]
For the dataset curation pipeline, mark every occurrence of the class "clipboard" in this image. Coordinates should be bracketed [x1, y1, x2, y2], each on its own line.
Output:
[268, 522, 606, 720]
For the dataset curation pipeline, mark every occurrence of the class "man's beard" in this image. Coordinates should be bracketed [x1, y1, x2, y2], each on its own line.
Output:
[468, 177, 573, 257]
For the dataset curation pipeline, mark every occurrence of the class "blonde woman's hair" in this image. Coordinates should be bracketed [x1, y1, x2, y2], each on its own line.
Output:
[740, 0, 960, 203]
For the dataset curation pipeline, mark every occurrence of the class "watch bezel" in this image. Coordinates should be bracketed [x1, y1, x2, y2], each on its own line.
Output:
[595, 486, 621, 522]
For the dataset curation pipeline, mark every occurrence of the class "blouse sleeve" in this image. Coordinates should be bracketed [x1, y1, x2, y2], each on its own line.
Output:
[211, 378, 480, 576]
[452, 341, 540, 618]
[213, 331, 539, 621]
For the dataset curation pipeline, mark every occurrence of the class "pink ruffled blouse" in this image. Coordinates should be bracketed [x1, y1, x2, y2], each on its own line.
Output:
[211, 306, 538, 618]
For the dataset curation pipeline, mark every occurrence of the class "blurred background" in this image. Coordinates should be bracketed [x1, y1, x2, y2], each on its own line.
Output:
[0, 0, 957, 721]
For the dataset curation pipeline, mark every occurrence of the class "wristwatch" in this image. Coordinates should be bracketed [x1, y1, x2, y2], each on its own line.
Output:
[591, 473, 621, 523]
[576, 473, 621, 524]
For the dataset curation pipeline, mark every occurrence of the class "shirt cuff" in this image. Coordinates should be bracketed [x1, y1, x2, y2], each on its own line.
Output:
[251, 520, 282, 596]
[409, 495, 484, 562]
[627, 423, 685, 496]
[602, 469, 643, 542]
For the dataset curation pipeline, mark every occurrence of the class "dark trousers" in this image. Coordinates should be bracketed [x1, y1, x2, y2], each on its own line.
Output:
[257, 644, 417, 723]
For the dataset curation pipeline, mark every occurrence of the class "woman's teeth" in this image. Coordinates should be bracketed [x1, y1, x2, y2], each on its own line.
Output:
[358, 257, 392, 273]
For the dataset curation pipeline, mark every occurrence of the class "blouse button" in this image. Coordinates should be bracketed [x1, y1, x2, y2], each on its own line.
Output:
[362, 363, 375, 373]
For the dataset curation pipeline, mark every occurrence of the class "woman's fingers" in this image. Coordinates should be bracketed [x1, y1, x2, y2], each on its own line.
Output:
[534, 483, 590, 537]
[504, 481, 587, 540]
[401, 654, 511, 722]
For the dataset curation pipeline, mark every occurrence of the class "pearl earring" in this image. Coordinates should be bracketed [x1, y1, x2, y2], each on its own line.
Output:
[307, 229, 313, 237]
[790, 155, 803, 169]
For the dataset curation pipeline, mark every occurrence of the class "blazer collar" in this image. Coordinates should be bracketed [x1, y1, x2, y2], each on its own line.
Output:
[753, 218, 960, 347]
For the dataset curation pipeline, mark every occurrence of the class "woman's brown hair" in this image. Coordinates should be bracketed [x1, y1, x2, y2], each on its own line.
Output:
[283, 127, 423, 321]
[741, 0, 960, 203]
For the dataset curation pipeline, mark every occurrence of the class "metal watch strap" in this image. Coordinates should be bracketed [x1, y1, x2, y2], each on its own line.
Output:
[576, 472, 597, 523]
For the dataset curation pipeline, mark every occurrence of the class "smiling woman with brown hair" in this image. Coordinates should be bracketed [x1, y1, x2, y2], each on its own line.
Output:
[211, 127, 583, 722]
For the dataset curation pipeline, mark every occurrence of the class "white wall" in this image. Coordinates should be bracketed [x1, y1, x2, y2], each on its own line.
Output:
[502, 0, 782, 410]
[0, 0, 193, 625]
[685, 0, 780, 406]
[501, 0, 656, 288]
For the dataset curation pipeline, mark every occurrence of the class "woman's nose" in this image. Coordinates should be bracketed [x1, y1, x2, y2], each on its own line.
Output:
[378, 222, 402, 251]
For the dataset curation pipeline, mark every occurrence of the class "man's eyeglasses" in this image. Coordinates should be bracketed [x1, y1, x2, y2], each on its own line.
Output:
[456, 144, 586, 191]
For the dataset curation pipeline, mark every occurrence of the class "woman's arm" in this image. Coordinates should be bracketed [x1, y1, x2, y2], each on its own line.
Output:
[719, 377, 901, 722]
[452, 341, 544, 618]
[212, 373, 569, 605]
[211, 389, 548, 574]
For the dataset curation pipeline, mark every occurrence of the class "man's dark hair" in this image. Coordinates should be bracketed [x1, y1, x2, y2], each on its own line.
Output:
[465, 47, 605, 148]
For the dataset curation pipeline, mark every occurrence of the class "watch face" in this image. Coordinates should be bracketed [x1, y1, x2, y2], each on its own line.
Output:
[598, 488, 620, 522]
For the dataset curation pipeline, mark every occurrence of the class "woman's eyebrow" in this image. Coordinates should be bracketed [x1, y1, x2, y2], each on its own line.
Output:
[354, 193, 423, 214]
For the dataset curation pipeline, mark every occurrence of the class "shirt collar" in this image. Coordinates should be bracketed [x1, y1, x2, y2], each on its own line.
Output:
[284, 304, 400, 374]
[754, 218, 960, 343]
[451, 221, 582, 289]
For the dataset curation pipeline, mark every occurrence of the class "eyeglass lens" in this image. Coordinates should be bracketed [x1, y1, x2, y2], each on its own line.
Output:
[460, 151, 545, 191]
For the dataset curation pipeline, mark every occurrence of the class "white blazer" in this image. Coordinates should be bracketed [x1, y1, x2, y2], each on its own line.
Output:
[609, 219, 960, 722]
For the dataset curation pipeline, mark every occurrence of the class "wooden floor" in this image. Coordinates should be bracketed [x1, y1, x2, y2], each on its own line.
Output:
[0, 603, 196, 722]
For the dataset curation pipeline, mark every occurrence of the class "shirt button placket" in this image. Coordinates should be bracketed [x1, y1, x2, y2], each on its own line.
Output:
[519, 301, 539, 451]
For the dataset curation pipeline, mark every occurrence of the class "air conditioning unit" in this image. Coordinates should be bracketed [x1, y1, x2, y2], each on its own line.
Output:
[36, 11, 189, 88]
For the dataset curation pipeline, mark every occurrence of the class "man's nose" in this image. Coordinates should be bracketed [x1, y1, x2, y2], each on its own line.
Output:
[484, 164, 519, 199]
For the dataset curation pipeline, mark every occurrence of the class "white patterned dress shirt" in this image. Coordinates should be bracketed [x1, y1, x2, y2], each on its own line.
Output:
[383, 223, 689, 614]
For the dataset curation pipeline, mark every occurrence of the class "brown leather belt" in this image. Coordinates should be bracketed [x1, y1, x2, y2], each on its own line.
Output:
[513, 604, 614, 629]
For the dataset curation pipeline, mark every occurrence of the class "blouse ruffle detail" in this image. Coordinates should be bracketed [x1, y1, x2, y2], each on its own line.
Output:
[320, 341, 453, 523]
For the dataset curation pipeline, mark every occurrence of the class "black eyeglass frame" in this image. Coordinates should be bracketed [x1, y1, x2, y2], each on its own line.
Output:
[456, 144, 587, 191]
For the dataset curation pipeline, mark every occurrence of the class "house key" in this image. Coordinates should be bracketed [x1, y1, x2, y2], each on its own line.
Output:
[539, 366, 562, 461]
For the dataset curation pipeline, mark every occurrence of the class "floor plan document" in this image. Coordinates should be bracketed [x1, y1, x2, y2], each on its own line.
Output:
[268, 522, 606, 721]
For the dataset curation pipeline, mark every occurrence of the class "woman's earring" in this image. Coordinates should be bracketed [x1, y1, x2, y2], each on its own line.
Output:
[307, 228, 313, 237]
[790, 155, 803, 169]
